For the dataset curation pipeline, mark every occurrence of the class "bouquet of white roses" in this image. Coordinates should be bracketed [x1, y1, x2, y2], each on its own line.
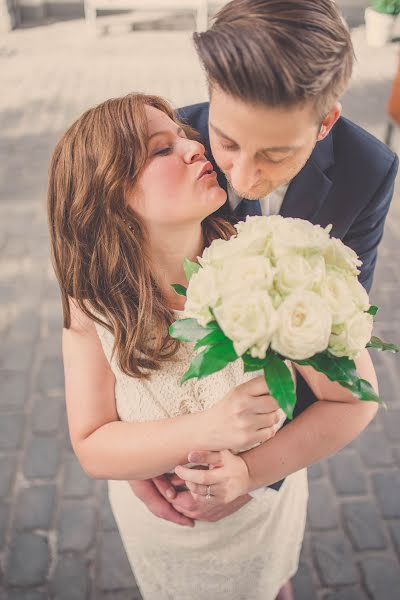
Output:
[169, 216, 399, 419]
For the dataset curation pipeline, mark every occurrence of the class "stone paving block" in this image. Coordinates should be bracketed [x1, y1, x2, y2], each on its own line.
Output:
[100, 498, 118, 531]
[312, 533, 358, 586]
[6, 591, 48, 600]
[40, 332, 62, 360]
[0, 501, 9, 547]
[0, 283, 17, 304]
[5, 532, 49, 586]
[292, 561, 317, 600]
[356, 428, 394, 467]
[63, 457, 93, 498]
[323, 587, 366, 600]
[328, 451, 367, 496]
[23, 435, 62, 480]
[0, 339, 35, 372]
[97, 530, 135, 591]
[389, 521, 400, 555]
[7, 309, 41, 344]
[372, 471, 400, 518]
[31, 395, 64, 435]
[64, 427, 75, 454]
[58, 501, 96, 552]
[36, 357, 65, 395]
[359, 557, 400, 600]
[307, 479, 339, 530]
[341, 501, 387, 551]
[0, 369, 29, 409]
[51, 554, 90, 600]
[0, 454, 17, 498]
[381, 409, 400, 442]
[42, 300, 64, 332]
[14, 484, 56, 530]
[99, 589, 142, 600]
[0, 413, 24, 449]
[308, 463, 323, 480]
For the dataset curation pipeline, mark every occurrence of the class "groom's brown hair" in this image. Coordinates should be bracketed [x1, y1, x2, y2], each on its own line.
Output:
[194, 0, 354, 119]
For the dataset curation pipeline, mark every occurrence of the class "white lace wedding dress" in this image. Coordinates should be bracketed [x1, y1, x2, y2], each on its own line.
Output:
[94, 312, 308, 600]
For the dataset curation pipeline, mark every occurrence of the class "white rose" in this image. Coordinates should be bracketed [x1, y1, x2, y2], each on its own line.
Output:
[329, 311, 373, 359]
[199, 236, 241, 269]
[347, 277, 370, 311]
[324, 237, 362, 276]
[271, 290, 332, 360]
[232, 217, 275, 257]
[214, 292, 277, 358]
[274, 254, 326, 296]
[184, 266, 220, 326]
[319, 270, 358, 325]
[218, 256, 275, 298]
[267, 218, 331, 262]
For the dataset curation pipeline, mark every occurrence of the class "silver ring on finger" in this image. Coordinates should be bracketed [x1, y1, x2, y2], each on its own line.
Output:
[206, 485, 212, 500]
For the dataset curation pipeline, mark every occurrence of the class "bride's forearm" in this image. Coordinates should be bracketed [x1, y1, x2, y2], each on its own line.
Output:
[76, 411, 209, 480]
[241, 399, 378, 492]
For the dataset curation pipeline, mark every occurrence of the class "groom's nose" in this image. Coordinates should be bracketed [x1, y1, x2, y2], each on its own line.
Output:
[229, 155, 261, 194]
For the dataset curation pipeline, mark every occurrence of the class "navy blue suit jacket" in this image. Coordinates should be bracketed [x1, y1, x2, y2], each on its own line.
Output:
[177, 102, 399, 490]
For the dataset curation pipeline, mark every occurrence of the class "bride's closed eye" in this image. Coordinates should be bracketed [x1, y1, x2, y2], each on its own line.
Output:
[153, 147, 172, 157]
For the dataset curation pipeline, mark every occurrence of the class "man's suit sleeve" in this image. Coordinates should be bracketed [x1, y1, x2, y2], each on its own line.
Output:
[342, 154, 398, 293]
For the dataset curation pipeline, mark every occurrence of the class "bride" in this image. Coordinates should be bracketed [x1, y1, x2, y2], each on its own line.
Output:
[48, 93, 378, 600]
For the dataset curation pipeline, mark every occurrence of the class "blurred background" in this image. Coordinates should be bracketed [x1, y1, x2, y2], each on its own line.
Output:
[1, 1, 400, 599]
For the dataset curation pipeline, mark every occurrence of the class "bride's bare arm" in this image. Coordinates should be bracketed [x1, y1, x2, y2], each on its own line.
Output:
[242, 350, 379, 492]
[63, 299, 210, 480]
[63, 300, 280, 481]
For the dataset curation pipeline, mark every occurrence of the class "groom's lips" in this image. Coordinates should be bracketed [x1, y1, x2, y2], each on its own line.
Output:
[197, 161, 215, 179]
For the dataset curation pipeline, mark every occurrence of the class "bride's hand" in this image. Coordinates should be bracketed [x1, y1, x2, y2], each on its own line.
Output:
[174, 449, 251, 505]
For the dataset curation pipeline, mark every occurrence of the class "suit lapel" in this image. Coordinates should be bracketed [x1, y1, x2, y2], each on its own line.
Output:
[279, 132, 334, 222]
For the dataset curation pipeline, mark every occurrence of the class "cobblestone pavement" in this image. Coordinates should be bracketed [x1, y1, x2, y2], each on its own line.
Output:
[0, 12, 400, 600]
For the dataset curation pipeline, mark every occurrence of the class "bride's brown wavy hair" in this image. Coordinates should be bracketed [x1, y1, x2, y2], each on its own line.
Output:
[48, 93, 234, 378]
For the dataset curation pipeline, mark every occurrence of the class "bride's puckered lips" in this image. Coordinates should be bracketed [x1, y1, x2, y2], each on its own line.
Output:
[197, 161, 215, 179]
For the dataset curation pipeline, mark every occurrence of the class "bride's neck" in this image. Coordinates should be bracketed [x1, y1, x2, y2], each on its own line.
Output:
[147, 223, 204, 310]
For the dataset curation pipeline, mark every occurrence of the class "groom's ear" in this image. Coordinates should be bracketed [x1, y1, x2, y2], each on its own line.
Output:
[317, 102, 342, 141]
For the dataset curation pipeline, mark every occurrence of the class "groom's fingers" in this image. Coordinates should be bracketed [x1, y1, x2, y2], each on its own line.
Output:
[152, 474, 177, 500]
[188, 450, 224, 466]
[152, 499, 195, 528]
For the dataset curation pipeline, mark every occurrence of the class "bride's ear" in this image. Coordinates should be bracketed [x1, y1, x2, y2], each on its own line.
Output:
[317, 102, 342, 141]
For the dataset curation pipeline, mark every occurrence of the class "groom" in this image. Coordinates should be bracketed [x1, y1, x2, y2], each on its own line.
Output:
[129, 0, 397, 529]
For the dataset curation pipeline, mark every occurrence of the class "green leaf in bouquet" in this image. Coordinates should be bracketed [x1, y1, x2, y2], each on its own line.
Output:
[263, 353, 296, 420]
[296, 352, 358, 386]
[335, 377, 383, 405]
[183, 257, 200, 282]
[243, 354, 267, 372]
[171, 284, 187, 297]
[367, 305, 379, 316]
[181, 341, 238, 384]
[169, 318, 212, 342]
[296, 352, 384, 405]
[194, 327, 230, 350]
[367, 336, 400, 353]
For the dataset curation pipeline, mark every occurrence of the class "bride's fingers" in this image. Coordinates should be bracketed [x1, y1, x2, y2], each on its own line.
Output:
[175, 464, 221, 486]
[185, 481, 219, 497]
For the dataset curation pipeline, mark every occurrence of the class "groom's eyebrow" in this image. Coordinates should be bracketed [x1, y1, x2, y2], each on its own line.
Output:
[209, 123, 297, 153]
[148, 126, 184, 141]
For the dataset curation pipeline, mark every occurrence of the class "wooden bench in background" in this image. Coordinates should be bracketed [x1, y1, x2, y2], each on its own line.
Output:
[83, 0, 213, 34]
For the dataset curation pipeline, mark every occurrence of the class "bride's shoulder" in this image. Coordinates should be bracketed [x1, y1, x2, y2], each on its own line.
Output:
[66, 296, 97, 336]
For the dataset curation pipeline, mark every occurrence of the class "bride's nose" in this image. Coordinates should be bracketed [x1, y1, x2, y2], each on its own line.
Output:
[183, 139, 206, 163]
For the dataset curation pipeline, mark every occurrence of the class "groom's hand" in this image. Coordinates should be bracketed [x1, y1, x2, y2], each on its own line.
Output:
[171, 482, 253, 522]
[128, 477, 195, 527]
